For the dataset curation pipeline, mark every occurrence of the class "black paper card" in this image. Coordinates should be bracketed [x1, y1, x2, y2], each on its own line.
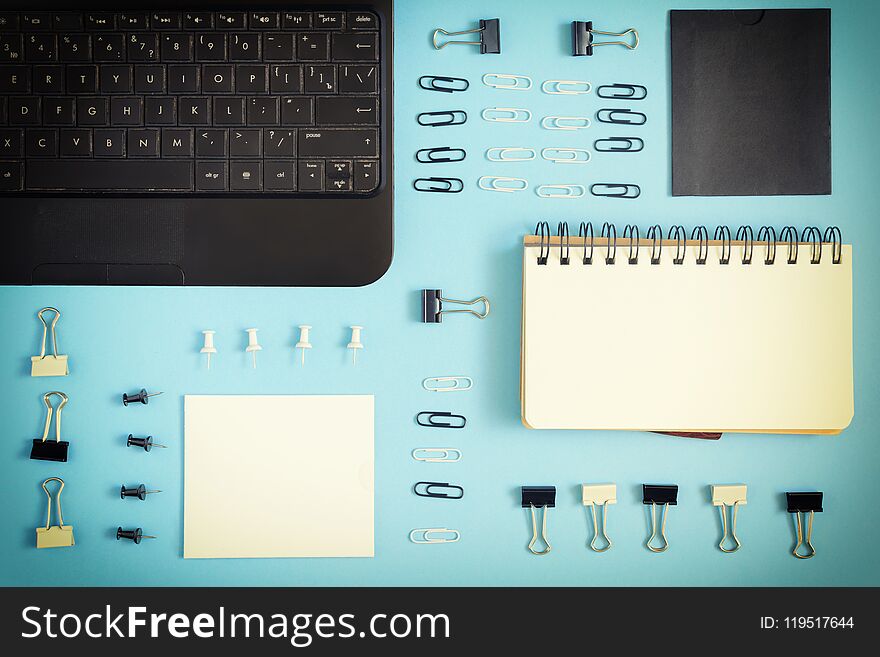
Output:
[671, 9, 831, 196]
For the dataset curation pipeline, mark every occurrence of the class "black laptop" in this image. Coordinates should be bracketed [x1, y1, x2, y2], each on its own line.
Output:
[0, 1, 393, 285]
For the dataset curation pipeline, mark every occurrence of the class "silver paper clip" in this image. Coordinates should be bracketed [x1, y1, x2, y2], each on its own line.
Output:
[31, 307, 69, 377]
[482, 73, 532, 90]
[481, 107, 532, 123]
[422, 376, 474, 392]
[542, 79, 591, 95]
[536, 184, 586, 198]
[712, 484, 747, 553]
[542, 147, 591, 164]
[542, 116, 591, 131]
[412, 448, 463, 463]
[486, 147, 536, 162]
[582, 484, 617, 552]
[478, 176, 529, 192]
[409, 528, 461, 544]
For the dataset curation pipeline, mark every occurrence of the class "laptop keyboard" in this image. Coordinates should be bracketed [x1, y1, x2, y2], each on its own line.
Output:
[0, 9, 382, 194]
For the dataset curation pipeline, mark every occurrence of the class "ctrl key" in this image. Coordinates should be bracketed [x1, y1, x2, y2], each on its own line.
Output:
[196, 161, 227, 191]
[0, 161, 23, 191]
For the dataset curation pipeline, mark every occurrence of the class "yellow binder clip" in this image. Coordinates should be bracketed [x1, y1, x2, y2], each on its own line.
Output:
[711, 484, 747, 553]
[36, 477, 75, 549]
[582, 483, 617, 552]
[31, 307, 69, 377]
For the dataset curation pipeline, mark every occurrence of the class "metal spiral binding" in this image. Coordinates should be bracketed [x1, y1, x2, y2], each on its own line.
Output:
[531, 223, 843, 266]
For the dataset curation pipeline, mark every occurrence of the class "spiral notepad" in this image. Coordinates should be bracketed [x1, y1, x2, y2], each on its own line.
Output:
[521, 223, 853, 434]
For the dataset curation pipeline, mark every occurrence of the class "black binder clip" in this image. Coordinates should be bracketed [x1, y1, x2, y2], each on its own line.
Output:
[416, 411, 467, 429]
[126, 434, 167, 452]
[571, 21, 639, 56]
[643, 484, 678, 553]
[122, 388, 163, 406]
[590, 183, 641, 199]
[417, 110, 468, 127]
[521, 486, 555, 555]
[597, 83, 647, 100]
[416, 147, 467, 164]
[419, 75, 470, 93]
[433, 19, 501, 54]
[422, 289, 490, 323]
[116, 527, 157, 544]
[30, 391, 70, 463]
[786, 492, 823, 559]
[596, 108, 646, 125]
[413, 177, 464, 193]
[414, 481, 464, 499]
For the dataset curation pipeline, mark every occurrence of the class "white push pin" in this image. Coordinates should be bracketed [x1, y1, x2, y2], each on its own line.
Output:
[200, 330, 217, 370]
[295, 325, 312, 366]
[245, 328, 262, 368]
[347, 326, 364, 365]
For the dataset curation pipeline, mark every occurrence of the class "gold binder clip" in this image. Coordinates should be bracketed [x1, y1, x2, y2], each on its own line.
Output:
[787, 492, 823, 559]
[31, 307, 69, 377]
[36, 477, 75, 549]
[711, 484, 747, 553]
[582, 484, 617, 552]
[521, 486, 555, 555]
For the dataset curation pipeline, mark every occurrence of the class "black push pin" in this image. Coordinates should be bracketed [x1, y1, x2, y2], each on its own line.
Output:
[120, 484, 162, 500]
[116, 527, 156, 544]
[122, 388, 164, 406]
[126, 434, 167, 452]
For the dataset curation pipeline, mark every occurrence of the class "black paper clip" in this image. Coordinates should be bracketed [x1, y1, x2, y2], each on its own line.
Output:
[594, 137, 644, 153]
[422, 289, 490, 322]
[786, 492, 823, 559]
[30, 391, 70, 463]
[591, 183, 641, 199]
[433, 18, 501, 54]
[416, 147, 466, 164]
[643, 485, 678, 553]
[597, 83, 647, 100]
[414, 481, 464, 499]
[416, 411, 467, 429]
[522, 486, 555, 555]
[413, 177, 463, 193]
[419, 75, 470, 93]
[417, 110, 468, 127]
[596, 108, 646, 125]
[571, 21, 639, 56]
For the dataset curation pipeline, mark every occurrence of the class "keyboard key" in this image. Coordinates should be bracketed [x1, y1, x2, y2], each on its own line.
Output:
[68, 65, 98, 93]
[249, 12, 279, 29]
[332, 33, 378, 61]
[195, 160, 226, 190]
[263, 128, 295, 157]
[168, 65, 199, 93]
[0, 129, 23, 156]
[54, 13, 84, 31]
[264, 160, 295, 190]
[354, 160, 378, 191]
[0, 13, 20, 30]
[203, 64, 233, 93]
[229, 33, 260, 61]
[160, 34, 193, 62]
[118, 13, 150, 30]
[32, 65, 64, 94]
[94, 34, 125, 62]
[297, 33, 328, 61]
[304, 65, 335, 93]
[25, 34, 57, 62]
[195, 33, 226, 61]
[195, 129, 226, 157]
[270, 65, 301, 93]
[9, 97, 40, 125]
[216, 12, 246, 29]
[76, 97, 108, 125]
[134, 65, 165, 94]
[213, 97, 244, 125]
[127, 33, 159, 62]
[281, 97, 312, 125]
[0, 35, 24, 63]
[85, 13, 115, 30]
[327, 160, 351, 180]
[229, 129, 260, 157]
[349, 12, 378, 30]
[317, 96, 378, 125]
[314, 12, 344, 29]
[236, 65, 267, 93]
[0, 66, 29, 93]
[230, 160, 261, 190]
[94, 128, 125, 156]
[151, 12, 181, 30]
[283, 12, 311, 29]
[25, 128, 57, 157]
[247, 97, 278, 125]
[298, 160, 323, 191]
[59, 128, 91, 156]
[298, 129, 378, 157]
[128, 128, 160, 157]
[161, 128, 192, 156]
[144, 97, 176, 125]
[110, 97, 142, 125]
[100, 65, 131, 93]
[58, 35, 90, 62]
[179, 97, 210, 125]
[28, 160, 193, 190]
[184, 12, 213, 30]
[263, 33, 294, 60]
[42, 97, 75, 125]
[21, 13, 51, 30]
[0, 161, 22, 191]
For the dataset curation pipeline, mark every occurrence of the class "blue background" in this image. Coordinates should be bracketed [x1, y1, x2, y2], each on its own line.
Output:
[2, 0, 879, 586]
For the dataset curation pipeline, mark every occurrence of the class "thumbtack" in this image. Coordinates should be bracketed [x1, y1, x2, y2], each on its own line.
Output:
[295, 325, 312, 365]
[116, 527, 156, 544]
[120, 484, 162, 500]
[347, 326, 364, 365]
[122, 388, 163, 406]
[126, 434, 167, 452]
[245, 328, 262, 368]
[200, 330, 217, 369]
